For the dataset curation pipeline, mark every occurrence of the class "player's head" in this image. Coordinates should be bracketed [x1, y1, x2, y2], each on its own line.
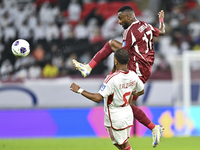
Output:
[114, 48, 129, 65]
[118, 6, 136, 29]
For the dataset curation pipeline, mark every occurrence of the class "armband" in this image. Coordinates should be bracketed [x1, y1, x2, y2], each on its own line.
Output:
[159, 18, 164, 23]
[78, 88, 84, 94]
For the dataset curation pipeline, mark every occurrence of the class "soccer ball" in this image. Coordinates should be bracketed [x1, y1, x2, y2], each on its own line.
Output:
[11, 39, 30, 57]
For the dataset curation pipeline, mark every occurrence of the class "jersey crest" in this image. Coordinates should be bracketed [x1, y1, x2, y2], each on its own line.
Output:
[100, 84, 106, 91]
[122, 41, 126, 47]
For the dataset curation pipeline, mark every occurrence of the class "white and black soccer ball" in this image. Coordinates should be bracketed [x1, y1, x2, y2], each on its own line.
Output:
[11, 39, 30, 57]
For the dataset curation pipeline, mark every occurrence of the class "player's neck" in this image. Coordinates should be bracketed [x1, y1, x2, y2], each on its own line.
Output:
[116, 66, 128, 73]
[130, 17, 137, 25]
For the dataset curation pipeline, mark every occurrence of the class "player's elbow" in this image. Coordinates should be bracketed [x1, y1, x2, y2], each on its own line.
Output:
[96, 100, 102, 103]
[93, 94, 104, 103]
[94, 98, 103, 103]
[141, 89, 145, 95]
[138, 89, 145, 96]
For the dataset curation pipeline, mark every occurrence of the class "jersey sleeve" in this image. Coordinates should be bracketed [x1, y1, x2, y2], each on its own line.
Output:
[98, 80, 114, 98]
[135, 76, 144, 92]
[148, 24, 159, 37]
[122, 30, 133, 49]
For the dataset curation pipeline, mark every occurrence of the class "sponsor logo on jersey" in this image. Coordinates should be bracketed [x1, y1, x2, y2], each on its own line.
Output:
[100, 84, 106, 91]
[122, 41, 126, 47]
[138, 23, 148, 33]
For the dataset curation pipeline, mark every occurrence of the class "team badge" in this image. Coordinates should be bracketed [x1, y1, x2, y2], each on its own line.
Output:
[100, 84, 106, 91]
[122, 41, 126, 47]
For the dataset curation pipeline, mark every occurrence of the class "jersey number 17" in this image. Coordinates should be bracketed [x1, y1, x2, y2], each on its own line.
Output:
[142, 30, 153, 54]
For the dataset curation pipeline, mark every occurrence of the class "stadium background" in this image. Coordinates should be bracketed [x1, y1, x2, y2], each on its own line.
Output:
[0, 0, 200, 148]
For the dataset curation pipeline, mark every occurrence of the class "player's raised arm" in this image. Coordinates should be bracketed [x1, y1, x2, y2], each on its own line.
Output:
[158, 10, 165, 35]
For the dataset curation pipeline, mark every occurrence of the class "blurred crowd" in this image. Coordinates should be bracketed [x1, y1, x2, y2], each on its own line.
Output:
[0, 0, 200, 80]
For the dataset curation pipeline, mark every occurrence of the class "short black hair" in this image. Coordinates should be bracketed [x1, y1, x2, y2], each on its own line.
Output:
[118, 6, 134, 13]
[114, 48, 129, 64]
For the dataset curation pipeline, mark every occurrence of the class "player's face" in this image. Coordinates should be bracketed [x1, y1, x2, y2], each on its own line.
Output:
[118, 12, 129, 29]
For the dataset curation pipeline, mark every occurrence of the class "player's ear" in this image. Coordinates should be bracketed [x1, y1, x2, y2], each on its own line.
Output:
[114, 60, 117, 66]
[116, 60, 119, 66]
[126, 15, 131, 20]
[114, 58, 118, 66]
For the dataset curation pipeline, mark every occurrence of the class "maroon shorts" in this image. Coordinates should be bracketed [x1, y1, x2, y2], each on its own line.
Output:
[128, 60, 152, 101]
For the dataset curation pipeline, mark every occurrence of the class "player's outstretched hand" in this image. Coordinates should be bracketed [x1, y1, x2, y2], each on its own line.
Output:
[158, 10, 164, 19]
[70, 83, 80, 93]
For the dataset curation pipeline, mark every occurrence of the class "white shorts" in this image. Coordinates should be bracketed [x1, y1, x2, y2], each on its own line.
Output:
[106, 126, 131, 145]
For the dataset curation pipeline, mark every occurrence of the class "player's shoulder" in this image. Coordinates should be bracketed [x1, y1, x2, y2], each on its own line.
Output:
[104, 71, 120, 84]
[128, 20, 148, 34]
[138, 20, 151, 26]
[128, 70, 140, 79]
[139, 20, 146, 24]
[131, 20, 147, 27]
[128, 70, 137, 76]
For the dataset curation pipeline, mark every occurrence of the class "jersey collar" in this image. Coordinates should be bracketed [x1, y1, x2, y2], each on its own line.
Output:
[116, 70, 129, 74]
[127, 20, 139, 30]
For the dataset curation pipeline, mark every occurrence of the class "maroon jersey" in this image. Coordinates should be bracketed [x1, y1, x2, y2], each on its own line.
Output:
[121, 20, 159, 83]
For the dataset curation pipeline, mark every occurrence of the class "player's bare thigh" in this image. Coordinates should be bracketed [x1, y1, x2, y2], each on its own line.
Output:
[109, 39, 122, 52]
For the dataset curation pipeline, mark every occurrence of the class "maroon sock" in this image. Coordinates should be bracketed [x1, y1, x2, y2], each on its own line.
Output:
[132, 105, 155, 130]
[88, 42, 112, 69]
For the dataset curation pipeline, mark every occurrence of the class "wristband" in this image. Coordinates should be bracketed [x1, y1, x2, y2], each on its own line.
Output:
[159, 18, 164, 23]
[78, 88, 84, 94]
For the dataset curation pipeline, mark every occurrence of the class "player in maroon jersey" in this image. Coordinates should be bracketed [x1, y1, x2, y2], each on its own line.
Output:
[72, 6, 165, 148]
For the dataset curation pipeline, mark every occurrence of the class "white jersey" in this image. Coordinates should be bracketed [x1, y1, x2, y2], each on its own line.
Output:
[98, 70, 144, 130]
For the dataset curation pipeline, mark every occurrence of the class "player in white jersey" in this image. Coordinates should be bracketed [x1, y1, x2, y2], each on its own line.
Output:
[70, 48, 145, 150]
